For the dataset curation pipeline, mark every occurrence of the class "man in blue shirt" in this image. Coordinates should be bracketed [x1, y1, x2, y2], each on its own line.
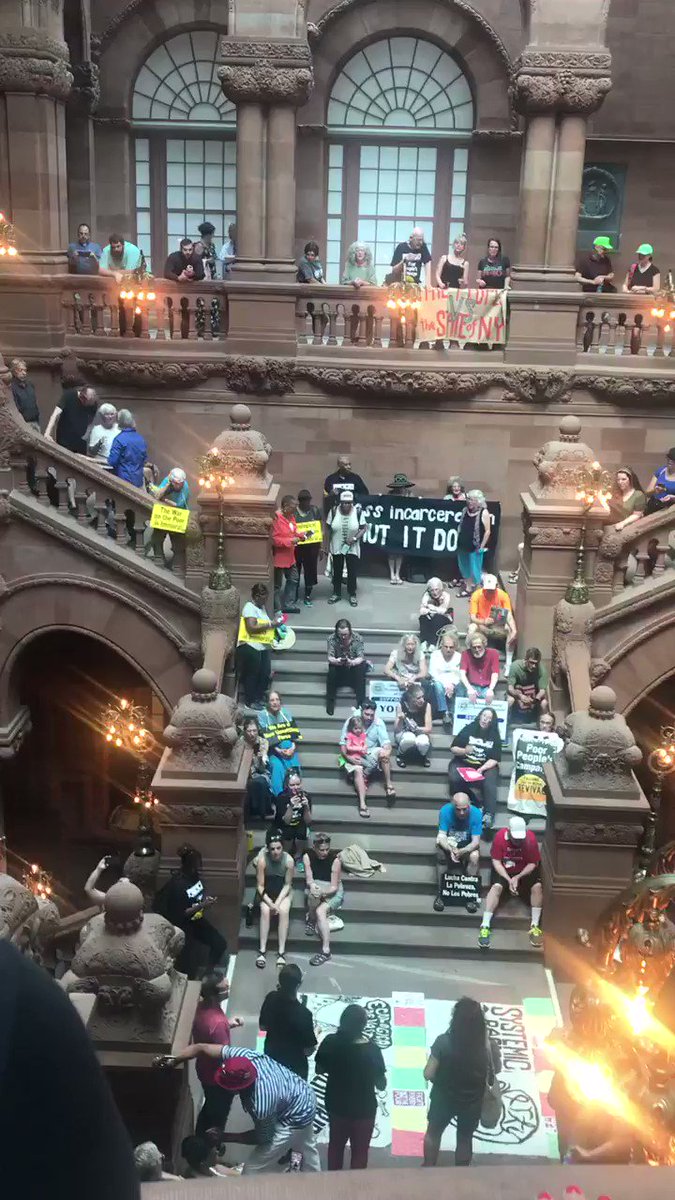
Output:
[108, 409, 148, 486]
[434, 791, 481, 913]
[66, 222, 102, 274]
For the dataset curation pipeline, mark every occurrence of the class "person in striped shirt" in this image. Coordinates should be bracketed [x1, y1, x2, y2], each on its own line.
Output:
[155, 1045, 320, 1172]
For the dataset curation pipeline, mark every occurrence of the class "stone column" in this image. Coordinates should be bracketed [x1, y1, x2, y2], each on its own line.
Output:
[515, 113, 556, 268]
[548, 114, 588, 270]
[66, 62, 100, 231]
[235, 102, 265, 262]
[266, 104, 297, 267]
[0, 7, 73, 271]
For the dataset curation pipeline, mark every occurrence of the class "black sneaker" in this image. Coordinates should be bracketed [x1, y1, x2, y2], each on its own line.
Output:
[466, 899, 479, 914]
[433, 896, 444, 913]
[326, 699, 335, 716]
[284, 606, 301, 614]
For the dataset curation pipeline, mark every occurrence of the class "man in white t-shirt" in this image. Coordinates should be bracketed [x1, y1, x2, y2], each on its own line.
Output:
[326, 492, 367, 607]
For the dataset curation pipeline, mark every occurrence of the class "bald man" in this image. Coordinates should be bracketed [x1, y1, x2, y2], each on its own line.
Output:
[390, 227, 431, 287]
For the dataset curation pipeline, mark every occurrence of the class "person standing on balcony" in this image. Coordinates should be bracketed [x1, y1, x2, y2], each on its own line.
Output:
[108, 410, 148, 487]
[218, 222, 237, 278]
[341, 241, 377, 287]
[456, 489, 491, 597]
[575, 236, 616, 292]
[196, 222, 218, 280]
[297, 240, 326, 283]
[44, 384, 98, 454]
[476, 238, 511, 290]
[9, 359, 40, 430]
[435, 234, 469, 289]
[646, 448, 675, 513]
[272, 495, 302, 615]
[99, 235, 142, 281]
[66, 222, 101, 274]
[623, 243, 661, 294]
[164, 237, 206, 282]
[389, 227, 431, 286]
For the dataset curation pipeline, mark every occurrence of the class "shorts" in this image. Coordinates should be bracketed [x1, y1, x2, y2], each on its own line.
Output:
[427, 1094, 481, 1137]
[341, 749, 382, 780]
[307, 882, 345, 913]
[490, 864, 540, 903]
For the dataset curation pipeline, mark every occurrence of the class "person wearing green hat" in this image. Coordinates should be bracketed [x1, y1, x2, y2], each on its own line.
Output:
[575, 236, 616, 292]
[623, 244, 661, 294]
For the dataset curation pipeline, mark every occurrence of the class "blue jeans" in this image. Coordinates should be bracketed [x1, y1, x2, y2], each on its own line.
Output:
[456, 683, 490, 700]
[457, 548, 485, 588]
[430, 678, 449, 714]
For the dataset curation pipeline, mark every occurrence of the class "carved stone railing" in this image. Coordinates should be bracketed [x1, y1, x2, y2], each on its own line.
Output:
[62, 277, 228, 342]
[594, 506, 675, 595]
[576, 293, 673, 357]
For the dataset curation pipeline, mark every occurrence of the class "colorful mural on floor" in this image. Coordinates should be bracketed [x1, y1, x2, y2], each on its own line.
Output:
[257, 991, 560, 1160]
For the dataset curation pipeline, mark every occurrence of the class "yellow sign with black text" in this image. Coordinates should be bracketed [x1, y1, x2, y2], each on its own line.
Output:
[150, 503, 190, 534]
[296, 519, 323, 545]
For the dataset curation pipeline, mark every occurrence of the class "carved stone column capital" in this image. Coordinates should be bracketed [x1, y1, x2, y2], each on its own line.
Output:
[510, 48, 611, 115]
[69, 61, 100, 115]
[0, 30, 73, 101]
[219, 38, 313, 107]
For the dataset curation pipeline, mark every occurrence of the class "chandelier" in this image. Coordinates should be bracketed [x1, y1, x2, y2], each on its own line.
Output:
[0, 212, 18, 258]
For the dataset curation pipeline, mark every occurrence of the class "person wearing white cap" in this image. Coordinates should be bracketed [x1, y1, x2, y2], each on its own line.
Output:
[467, 572, 517, 673]
[325, 492, 367, 607]
[149, 466, 189, 568]
[478, 815, 543, 950]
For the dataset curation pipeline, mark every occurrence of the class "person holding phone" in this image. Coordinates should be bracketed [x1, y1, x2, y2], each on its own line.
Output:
[156, 844, 227, 978]
[164, 237, 206, 282]
[66, 222, 102, 274]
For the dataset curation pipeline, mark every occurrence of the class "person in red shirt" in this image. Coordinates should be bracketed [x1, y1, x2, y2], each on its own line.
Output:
[479, 816, 543, 950]
[459, 631, 500, 702]
[192, 965, 244, 1138]
[272, 495, 304, 615]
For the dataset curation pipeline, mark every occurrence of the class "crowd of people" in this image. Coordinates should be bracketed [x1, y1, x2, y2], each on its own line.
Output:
[66, 221, 237, 281]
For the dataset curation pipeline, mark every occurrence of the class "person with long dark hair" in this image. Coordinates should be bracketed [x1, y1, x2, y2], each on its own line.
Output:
[611, 467, 645, 532]
[448, 706, 502, 831]
[156, 843, 227, 978]
[476, 238, 511, 290]
[423, 996, 501, 1166]
[315, 1003, 386, 1170]
[192, 966, 244, 1139]
[259, 963, 317, 1079]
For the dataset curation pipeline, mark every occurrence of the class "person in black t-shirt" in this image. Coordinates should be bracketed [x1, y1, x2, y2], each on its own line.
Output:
[575, 235, 616, 292]
[44, 384, 98, 453]
[623, 243, 661, 294]
[259, 963, 317, 1079]
[323, 454, 369, 513]
[476, 237, 511, 290]
[164, 237, 206, 282]
[157, 843, 227, 978]
[316, 1003, 386, 1170]
[389, 227, 431, 286]
[303, 832, 344, 966]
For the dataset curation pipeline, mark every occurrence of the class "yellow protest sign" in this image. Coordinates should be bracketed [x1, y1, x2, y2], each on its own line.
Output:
[150, 503, 190, 534]
[296, 519, 322, 545]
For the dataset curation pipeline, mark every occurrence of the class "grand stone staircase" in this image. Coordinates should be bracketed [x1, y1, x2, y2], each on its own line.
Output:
[240, 626, 545, 961]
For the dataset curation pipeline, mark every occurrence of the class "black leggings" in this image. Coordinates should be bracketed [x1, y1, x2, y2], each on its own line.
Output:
[196, 1085, 234, 1138]
[326, 661, 367, 706]
[331, 553, 358, 598]
[177, 919, 228, 979]
[448, 762, 498, 818]
[296, 543, 320, 595]
[236, 643, 272, 705]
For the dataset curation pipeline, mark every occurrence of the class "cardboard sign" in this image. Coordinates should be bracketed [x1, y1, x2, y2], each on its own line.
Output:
[507, 729, 563, 816]
[296, 519, 322, 545]
[440, 871, 481, 908]
[368, 679, 401, 723]
[452, 697, 509, 740]
[416, 287, 507, 346]
[150, 502, 190, 533]
[359, 496, 501, 559]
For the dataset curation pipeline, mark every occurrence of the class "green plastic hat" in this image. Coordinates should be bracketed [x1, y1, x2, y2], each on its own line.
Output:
[637, 242, 654, 255]
[593, 236, 614, 250]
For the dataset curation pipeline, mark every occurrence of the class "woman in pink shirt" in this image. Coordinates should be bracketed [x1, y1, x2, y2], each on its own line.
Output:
[192, 966, 244, 1138]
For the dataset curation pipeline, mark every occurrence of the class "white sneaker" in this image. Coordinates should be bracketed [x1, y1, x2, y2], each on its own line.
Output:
[327, 914, 344, 931]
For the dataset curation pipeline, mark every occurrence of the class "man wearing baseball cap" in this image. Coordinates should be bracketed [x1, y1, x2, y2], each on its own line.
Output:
[575, 236, 616, 293]
[478, 815, 543, 950]
[468, 572, 518, 673]
[156, 1044, 320, 1172]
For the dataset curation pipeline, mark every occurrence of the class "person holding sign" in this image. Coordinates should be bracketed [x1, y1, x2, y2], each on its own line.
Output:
[507, 647, 549, 725]
[479, 816, 543, 950]
[326, 493, 367, 607]
[448, 707, 502, 830]
[468, 573, 517, 673]
[237, 583, 284, 709]
[149, 466, 189, 568]
[272, 495, 302, 616]
[294, 489, 323, 606]
[433, 792, 481, 914]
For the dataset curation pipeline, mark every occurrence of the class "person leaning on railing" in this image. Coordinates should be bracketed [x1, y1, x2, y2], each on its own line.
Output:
[610, 466, 646, 531]
[645, 447, 675, 514]
[435, 233, 469, 289]
[164, 236, 206, 282]
[341, 241, 377, 287]
[622, 242, 661, 294]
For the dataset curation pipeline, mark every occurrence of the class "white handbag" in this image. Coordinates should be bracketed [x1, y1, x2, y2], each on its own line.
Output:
[480, 1036, 503, 1129]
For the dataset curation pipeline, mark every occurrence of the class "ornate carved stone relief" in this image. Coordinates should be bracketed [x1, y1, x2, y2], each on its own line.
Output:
[163, 669, 240, 770]
[511, 48, 612, 115]
[0, 31, 73, 101]
[157, 805, 240, 827]
[554, 822, 642, 846]
[69, 61, 100, 114]
[69, 356, 295, 393]
[219, 39, 313, 106]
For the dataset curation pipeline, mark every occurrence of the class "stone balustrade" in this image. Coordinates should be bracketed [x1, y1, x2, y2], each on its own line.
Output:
[576, 292, 673, 357]
[595, 505, 675, 594]
[61, 276, 227, 342]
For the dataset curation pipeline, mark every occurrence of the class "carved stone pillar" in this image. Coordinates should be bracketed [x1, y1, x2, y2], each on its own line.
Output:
[542, 686, 649, 967]
[510, 48, 611, 290]
[516, 415, 611, 657]
[220, 39, 313, 277]
[0, 6, 73, 270]
[66, 59, 100, 232]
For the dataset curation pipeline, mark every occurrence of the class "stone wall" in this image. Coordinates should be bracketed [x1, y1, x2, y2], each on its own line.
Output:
[584, 140, 675, 284]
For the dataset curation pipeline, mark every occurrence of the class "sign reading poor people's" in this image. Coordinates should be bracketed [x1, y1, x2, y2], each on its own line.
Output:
[507, 729, 564, 817]
[416, 287, 508, 346]
[359, 497, 501, 558]
[150, 503, 190, 533]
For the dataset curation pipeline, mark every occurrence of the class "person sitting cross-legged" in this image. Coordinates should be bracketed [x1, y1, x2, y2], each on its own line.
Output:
[458, 631, 500, 703]
[448, 707, 502, 831]
[433, 792, 481, 914]
[303, 832, 344, 967]
[339, 699, 395, 805]
[326, 619, 367, 715]
[467, 572, 517, 673]
[507, 647, 549, 725]
[479, 816, 543, 950]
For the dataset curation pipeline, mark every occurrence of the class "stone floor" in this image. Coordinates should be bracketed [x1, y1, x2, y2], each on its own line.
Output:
[286, 568, 472, 633]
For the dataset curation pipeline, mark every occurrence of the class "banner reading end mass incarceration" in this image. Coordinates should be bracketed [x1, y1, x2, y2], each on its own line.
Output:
[416, 287, 507, 346]
[359, 496, 501, 558]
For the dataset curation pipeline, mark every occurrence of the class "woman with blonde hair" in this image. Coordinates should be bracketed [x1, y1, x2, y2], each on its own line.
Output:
[428, 629, 462, 728]
[418, 577, 454, 647]
[341, 241, 377, 287]
[385, 633, 428, 693]
[435, 234, 469, 290]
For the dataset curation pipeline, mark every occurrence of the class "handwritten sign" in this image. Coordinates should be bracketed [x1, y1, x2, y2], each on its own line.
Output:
[150, 503, 190, 533]
[296, 519, 322, 545]
[440, 871, 481, 908]
[368, 679, 401, 722]
[416, 287, 507, 346]
[452, 697, 509, 739]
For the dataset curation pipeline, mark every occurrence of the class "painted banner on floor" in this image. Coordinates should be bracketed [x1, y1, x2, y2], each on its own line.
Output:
[256, 991, 559, 1160]
[416, 287, 507, 346]
[359, 496, 501, 558]
[507, 729, 564, 816]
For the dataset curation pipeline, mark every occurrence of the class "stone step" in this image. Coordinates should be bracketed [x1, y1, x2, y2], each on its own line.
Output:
[238, 918, 542, 961]
[262, 798, 545, 838]
[244, 858, 509, 895]
[297, 751, 513, 781]
[245, 829, 532, 866]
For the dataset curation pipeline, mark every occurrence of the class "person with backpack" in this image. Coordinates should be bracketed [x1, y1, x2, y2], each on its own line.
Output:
[422, 996, 501, 1166]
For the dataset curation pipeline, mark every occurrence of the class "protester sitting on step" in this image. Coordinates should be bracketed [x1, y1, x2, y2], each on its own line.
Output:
[181, 1135, 238, 1178]
[258, 690, 302, 797]
[339, 698, 396, 803]
[134, 1141, 180, 1182]
[448, 707, 502, 831]
[274, 770, 312, 866]
[259, 963, 317, 1078]
[304, 832, 345, 966]
[433, 792, 481, 914]
[236, 583, 283, 709]
[385, 634, 430, 695]
[339, 713, 372, 819]
[423, 997, 501, 1167]
[508, 648, 549, 725]
[394, 682, 432, 767]
[241, 716, 274, 823]
[418, 577, 454, 648]
[479, 815, 543, 950]
[467, 573, 517, 673]
[458, 631, 499, 703]
[326, 619, 367, 715]
[428, 629, 462, 728]
[255, 830, 294, 969]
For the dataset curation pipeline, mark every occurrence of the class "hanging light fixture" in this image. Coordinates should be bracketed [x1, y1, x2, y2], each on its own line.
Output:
[0, 212, 18, 258]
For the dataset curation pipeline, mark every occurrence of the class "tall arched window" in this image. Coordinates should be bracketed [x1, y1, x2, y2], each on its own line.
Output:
[325, 37, 474, 282]
[131, 31, 236, 271]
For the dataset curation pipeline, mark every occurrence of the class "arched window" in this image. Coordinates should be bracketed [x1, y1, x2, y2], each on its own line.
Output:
[131, 31, 236, 272]
[325, 37, 474, 282]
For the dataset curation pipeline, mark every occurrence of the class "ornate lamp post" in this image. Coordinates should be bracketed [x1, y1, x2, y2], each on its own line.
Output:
[197, 447, 235, 590]
[100, 696, 158, 827]
[565, 458, 613, 604]
[635, 725, 675, 878]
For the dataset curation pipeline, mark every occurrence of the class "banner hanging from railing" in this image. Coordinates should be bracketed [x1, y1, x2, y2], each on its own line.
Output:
[416, 287, 507, 346]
